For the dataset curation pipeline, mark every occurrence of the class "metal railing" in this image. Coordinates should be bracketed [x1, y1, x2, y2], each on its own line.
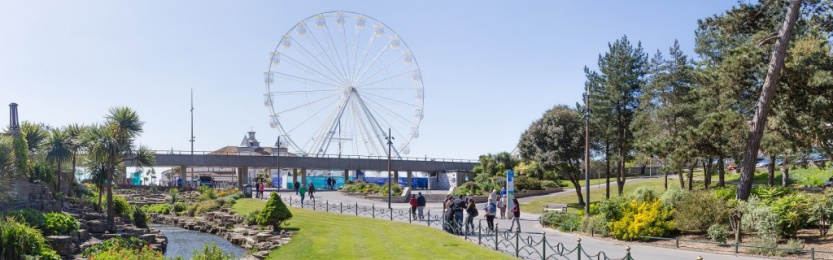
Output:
[153, 150, 478, 163]
[281, 195, 634, 260]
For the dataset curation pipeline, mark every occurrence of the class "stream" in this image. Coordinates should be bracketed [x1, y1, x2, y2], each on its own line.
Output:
[150, 224, 246, 259]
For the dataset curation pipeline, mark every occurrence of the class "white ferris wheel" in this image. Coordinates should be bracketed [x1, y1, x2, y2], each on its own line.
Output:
[264, 11, 424, 159]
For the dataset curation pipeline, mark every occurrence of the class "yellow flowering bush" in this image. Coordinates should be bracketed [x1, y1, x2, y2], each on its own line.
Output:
[609, 199, 674, 240]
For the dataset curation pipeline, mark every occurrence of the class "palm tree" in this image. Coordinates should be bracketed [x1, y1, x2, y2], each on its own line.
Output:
[65, 123, 87, 196]
[146, 168, 156, 186]
[86, 107, 155, 230]
[20, 121, 48, 153]
[45, 128, 72, 194]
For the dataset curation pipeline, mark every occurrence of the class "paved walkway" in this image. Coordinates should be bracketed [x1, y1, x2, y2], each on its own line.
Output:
[262, 182, 763, 260]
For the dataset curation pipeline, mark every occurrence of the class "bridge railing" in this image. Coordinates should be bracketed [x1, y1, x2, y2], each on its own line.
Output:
[152, 150, 478, 163]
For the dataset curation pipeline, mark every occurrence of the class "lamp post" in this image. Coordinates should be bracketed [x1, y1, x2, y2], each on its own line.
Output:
[276, 136, 280, 191]
[584, 84, 591, 216]
[386, 128, 394, 209]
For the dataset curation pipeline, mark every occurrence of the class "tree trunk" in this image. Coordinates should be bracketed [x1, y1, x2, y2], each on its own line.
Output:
[640, 163, 647, 176]
[768, 155, 776, 186]
[106, 166, 115, 232]
[605, 144, 611, 199]
[738, 0, 803, 201]
[718, 157, 726, 187]
[569, 178, 585, 207]
[781, 163, 790, 187]
[704, 159, 713, 190]
[664, 170, 668, 190]
[70, 154, 77, 197]
[57, 161, 63, 195]
[617, 145, 627, 195]
[677, 165, 685, 189]
[687, 162, 695, 191]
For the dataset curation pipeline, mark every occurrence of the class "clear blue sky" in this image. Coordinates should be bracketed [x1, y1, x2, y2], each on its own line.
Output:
[0, 1, 738, 160]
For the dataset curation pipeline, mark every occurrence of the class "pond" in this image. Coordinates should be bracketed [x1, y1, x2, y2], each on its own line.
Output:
[150, 224, 246, 259]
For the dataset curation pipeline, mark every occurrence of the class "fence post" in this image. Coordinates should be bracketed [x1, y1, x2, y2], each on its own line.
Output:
[390, 209, 393, 221]
[734, 242, 739, 254]
[289, 195, 292, 206]
[313, 200, 316, 210]
[626, 246, 632, 260]
[542, 233, 547, 259]
[495, 223, 499, 251]
[515, 232, 520, 258]
[478, 222, 482, 245]
[812, 247, 815, 260]
[427, 210, 431, 226]
[676, 236, 680, 248]
[355, 202, 358, 216]
[326, 200, 329, 212]
[576, 238, 582, 260]
[340, 202, 343, 214]
[409, 209, 412, 223]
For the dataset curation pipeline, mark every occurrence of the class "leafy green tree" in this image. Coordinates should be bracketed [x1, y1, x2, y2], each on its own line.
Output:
[11, 134, 29, 178]
[518, 105, 586, 206]
[259, 192, 293, 231]
[45, 128, 71, 194]
[633, 40, 697, 190]
[586, 35, 648, 195]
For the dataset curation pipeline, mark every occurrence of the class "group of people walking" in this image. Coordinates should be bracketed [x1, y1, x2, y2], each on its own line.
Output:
[408, 192, 428, 220]
[441, 188, 521, 234]
[293, 181, 316, 204]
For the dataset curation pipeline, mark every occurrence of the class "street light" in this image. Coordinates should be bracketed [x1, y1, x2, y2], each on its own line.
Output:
[584, 83, 591, 216]
[386, 128, 394, 209]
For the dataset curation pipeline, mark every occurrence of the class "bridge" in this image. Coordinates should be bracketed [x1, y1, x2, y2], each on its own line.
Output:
[149, 151, 478, 188]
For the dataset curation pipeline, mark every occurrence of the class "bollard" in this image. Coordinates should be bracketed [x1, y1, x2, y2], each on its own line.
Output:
[409, 209, 412, 223]
[478, 223, 482, 245]
[390, 209, 393, 221]
[811, 247, 815, 260]
[676, 236, 680, 248]
[515, 231, 521, 257]
[734, 242, 739, 254]
[576, 238, 582, 260]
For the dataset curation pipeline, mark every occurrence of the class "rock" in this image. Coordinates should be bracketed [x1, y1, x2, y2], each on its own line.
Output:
[102, 233, 122, 240]
[46, 235, 76, 257]
[84, 213, 104, 221]
[77, 229, 91, 242]
[253, 250, 270, 259]
[254, 232, 271, 243]
[88, 220, 107, 234]
[139, 234, 156, 244]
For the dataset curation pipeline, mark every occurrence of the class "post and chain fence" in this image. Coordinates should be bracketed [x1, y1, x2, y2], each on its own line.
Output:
[282, 194, 633, 260]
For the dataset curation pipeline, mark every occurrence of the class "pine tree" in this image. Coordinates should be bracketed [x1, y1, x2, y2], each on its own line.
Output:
[259, 192, 293, 232]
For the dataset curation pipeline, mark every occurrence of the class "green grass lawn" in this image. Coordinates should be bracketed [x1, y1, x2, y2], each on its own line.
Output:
[557, 178, 611, 189]
[522, 177, 672, 214]
[232, 198, 513, 260]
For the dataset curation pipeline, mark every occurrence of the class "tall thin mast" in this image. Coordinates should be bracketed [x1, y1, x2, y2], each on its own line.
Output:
[190, 89, 195, 182]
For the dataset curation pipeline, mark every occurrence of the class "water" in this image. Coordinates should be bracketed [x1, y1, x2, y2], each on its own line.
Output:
[150, 224, 246, 259]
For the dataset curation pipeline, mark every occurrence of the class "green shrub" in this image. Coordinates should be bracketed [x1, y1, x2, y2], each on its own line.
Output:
[379, 182, 403, 196]
[259, 193, 293, 231]
[770, 194, 810, 238]
[590, 196, 627, 223]
[747, 236, 779, 256]
[4, 209, 46, 229]
[713, 187, 736, 202]
[245, 210, 261, 226]
[214, 198, 226, 207]
[191, 241, 235, 260]
[132, 208, 148, 228]
[143, 204, 172, 215]
[452, 182, 482, 196]
[674, 191, 729, 232]
[629, 186, 658, 203]
[660, 185, 685, 208]
[0, 218, 60, 260]
[169, 188, 179, 204]
[752, 186, 794, 202]
[30, 161, 55, 185]
[740, 197, 781, 239]
[540, 180, 559, 189]
[195, 201, 221, 216]
[608, 199, 674, 240]
[186, 204, 197, 217]
[172, 202, 187, 213]
[707, 223, 729, 243]
[113, 195, 132, 216]
[198, 186, 217, 201]
[82, 237, 148, 257]
[86, 245, 163, 260]
[580, 215, 609, 235]
[783, 238, 805, 255]
[514, 176, 542, 191]
[43, 212, 79, 236]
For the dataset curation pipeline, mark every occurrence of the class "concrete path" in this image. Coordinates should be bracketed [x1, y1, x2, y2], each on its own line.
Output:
[262, 186, 763, 260]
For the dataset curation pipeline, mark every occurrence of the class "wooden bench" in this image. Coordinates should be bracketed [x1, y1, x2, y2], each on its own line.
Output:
[543, 203, 568, 213]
